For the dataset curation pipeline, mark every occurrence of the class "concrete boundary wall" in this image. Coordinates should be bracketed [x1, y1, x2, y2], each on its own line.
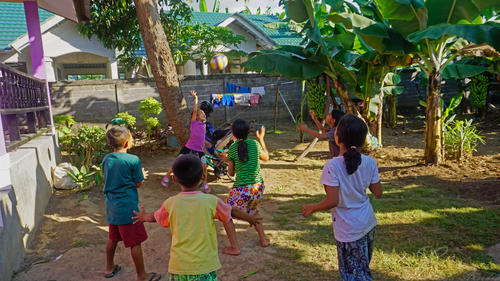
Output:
[50, 74, 303, 125]
[0, 134, 59, 281]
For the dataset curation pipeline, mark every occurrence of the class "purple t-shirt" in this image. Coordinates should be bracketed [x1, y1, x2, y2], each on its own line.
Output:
[185, 120, 206, 152]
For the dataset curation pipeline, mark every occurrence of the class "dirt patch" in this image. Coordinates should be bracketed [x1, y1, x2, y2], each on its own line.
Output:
[13, 114, 500, 280]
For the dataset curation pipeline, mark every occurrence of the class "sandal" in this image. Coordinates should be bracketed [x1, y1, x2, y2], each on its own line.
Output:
[148, 272, 162, 281]
[104, 264, 121, 278]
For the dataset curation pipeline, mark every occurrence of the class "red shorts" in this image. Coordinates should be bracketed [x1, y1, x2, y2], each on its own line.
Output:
[108, 223, 148, 248]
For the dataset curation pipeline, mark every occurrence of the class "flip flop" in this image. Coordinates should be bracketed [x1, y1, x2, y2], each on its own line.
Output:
[104, 264, 121, 278]
[148, 272, 162, 281]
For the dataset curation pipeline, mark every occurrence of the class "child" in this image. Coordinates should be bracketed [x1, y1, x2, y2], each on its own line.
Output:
[132, 154, 262, 280]
[297, 109, 345, 157]
[161, 90, 211, 192]
[302, 114, 383, 281]
[221, 119, 270, 255]
[102, 126, 159, 281]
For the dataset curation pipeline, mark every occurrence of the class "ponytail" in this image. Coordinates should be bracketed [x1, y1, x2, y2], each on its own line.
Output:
[231, 119, 250, 163]
[344, 146, 362, 175]
[237, 140, 249, 163]
[335, 115, 368, 175]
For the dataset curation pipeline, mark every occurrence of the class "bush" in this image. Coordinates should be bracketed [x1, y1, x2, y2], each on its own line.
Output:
[115, 112, 137, 129]
[138, 97, 162, 136]
[444, 119, 485, 161]
[53, 115, 75, 128]
[66, 125, 108, 167]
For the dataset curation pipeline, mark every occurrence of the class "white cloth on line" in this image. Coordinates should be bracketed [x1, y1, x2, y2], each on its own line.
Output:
[251, 86, 265, 95]
[233, 94, 251, 106]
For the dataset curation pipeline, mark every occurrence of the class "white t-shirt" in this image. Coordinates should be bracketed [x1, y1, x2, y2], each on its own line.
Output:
[321, 154, 380, 242]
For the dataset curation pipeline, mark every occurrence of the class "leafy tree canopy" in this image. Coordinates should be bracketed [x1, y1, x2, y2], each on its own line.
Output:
[79, 0, 246, 71]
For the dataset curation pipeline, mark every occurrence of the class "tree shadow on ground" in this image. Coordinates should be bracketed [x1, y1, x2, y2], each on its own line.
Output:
[262, 177, 500, 280]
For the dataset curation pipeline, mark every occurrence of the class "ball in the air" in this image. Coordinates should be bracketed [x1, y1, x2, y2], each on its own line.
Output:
[210, 53, 228, 71]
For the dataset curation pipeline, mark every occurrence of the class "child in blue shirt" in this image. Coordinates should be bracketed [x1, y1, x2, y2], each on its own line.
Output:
[102, 126, 160, 281]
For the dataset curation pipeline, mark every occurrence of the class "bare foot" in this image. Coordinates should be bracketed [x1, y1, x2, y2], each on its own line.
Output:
[260, 239, 270, 247]
[222, 246, 240, 255]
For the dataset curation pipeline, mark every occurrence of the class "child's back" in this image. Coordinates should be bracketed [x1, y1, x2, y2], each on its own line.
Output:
[161, 192, 224, 274]
[322, 154, 379, 242]
[103, 152, 144, 224]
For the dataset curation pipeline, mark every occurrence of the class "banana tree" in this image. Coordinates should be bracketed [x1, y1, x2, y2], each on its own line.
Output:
[337, 0, 500, 164]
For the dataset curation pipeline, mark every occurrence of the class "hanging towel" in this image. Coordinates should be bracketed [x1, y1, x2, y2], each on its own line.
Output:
[226, 82, 238, 93]
[251, 86, 266, 95]
[234, 94, 251, 106]
[250, 94, 261, 106]
[211, 94, 223, 107]
[238, 86, 251, 93]
[221, 94, 235, 106]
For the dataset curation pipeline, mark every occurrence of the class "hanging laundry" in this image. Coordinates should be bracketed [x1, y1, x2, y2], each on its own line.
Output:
[226, 82, 238, 93]
[238, 86, 251, 93]
[250, 94, 261, 106]
[234, 94, 251, 106]
[221, 94, 235, 106]
[251, 86, 266, 95]
[211, 94, 223, 107]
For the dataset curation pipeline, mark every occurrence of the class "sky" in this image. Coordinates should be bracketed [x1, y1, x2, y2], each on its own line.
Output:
[186, 0, 284, 14]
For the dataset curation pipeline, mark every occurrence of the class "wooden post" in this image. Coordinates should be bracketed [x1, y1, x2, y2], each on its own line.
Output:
[273, 81, 280, 132]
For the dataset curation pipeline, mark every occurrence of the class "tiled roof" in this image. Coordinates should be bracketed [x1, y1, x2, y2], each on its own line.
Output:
[134, 12, 303, 57]
[0, 2, 54, 49]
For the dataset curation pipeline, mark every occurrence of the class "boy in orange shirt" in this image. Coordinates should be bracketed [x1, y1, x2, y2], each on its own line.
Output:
[133, 154, 261, 280]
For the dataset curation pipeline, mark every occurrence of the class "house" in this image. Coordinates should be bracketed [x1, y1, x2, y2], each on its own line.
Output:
[0, 3, 302, 81]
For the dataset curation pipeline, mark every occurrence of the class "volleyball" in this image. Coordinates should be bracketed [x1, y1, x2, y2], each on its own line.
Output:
[210, 53, 228, 71]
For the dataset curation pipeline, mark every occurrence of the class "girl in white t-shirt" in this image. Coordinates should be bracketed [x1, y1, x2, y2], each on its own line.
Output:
[302, 114, 383, 281]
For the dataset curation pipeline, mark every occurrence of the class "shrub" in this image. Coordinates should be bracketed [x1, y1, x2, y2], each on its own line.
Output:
[444, 119, 485, 161]
[138, 97, 162, 136]
[67, 125, 108, 167]
[53, 115, 75, 128]
[115, 112, 137, 129]
[469, 74, 488, 108]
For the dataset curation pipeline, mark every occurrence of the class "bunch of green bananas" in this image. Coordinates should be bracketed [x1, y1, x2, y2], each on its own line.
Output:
[306, 81, 326, 118]
[469, 74, 488, 108]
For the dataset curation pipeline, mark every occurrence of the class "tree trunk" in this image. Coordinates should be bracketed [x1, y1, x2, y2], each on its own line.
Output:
[134, 0, 191, 146]
[331, 78, 358, 115]
[372, 92, 384, 147]
[424, 70, 443, 164]
[299, 80, 305, 143]
[387, 95, 397, 128]
[325, 75, 340, 110]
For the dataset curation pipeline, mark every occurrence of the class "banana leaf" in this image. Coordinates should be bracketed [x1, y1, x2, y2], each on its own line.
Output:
[374, 0, 428, 36]
[242, 51, 326, 80]
[442, 63, 489, 79]
[407, 23, 500, 51]
[425, 0, 500, 26]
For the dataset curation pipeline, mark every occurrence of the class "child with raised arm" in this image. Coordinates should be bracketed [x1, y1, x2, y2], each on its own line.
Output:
[297, 109, 344, 157]
[102, 126, 159, 281]
[133, 154, 262, 281]
[302, 114, 383, 281]
[161, 90, 211, 192]
[221, 119, 270, 255]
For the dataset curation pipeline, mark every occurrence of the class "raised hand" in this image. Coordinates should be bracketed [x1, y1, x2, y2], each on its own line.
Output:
[309, 110, 316, 119]
[255, 125, 266, 140]
[132, 205, 147, 223]
[190, 90, 197, 98]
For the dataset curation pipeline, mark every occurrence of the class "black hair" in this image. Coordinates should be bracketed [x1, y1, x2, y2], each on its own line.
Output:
[336, 114, 368, 175]
[231, 119, 250, 163]
[172, 154, 203, 188]
[330, 109, 345, 127]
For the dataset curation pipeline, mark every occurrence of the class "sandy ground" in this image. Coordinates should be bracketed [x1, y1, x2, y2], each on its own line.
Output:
[12, 114, 500, 281]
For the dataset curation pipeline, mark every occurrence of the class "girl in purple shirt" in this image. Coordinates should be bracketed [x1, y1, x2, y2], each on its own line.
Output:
[162, 91, 211, 192]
